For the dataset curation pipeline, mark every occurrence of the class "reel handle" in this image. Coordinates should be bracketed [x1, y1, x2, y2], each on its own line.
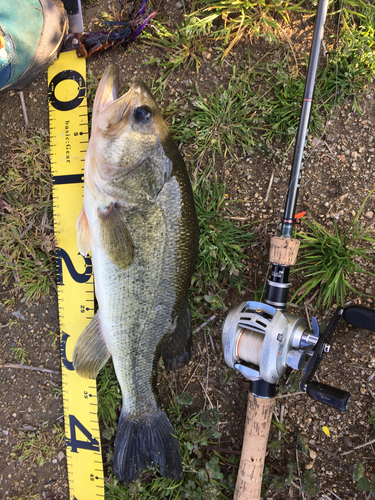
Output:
[234, 393, 275, 500]
[343, 305, 375, 332]
[306, 381, 351, 412]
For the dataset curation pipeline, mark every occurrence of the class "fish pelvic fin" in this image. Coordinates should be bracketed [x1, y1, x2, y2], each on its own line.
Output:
[76, 208, 91, 256]
[72, 313, 111, 378]
[99, 204, 134, 270]
[114, 409, 183, 483]
[161, 302, 192, 371]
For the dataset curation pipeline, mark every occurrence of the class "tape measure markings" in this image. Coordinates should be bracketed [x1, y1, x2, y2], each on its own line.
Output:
[48, 50, 104, 500]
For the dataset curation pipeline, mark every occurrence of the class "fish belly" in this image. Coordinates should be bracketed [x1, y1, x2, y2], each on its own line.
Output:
[90, 177, 181, 416]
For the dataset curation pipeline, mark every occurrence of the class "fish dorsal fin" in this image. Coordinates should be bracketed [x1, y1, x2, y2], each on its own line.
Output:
[160, 302, 192, 371]
[99, 204, 134, 270]
[76, 209, 91, 256]
[72, 313, 111, 379]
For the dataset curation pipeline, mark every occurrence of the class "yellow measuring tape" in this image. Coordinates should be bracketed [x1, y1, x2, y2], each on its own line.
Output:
[47, 50, 104, 500]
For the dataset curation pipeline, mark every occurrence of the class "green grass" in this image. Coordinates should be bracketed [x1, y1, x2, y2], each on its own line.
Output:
[97, 362, 122, 439]
[11, 424, 64, 467]
[10, 340, 27, 364]
[0, 130, 55, 300]
[186, 0, 309, 58]
[139, 1, 375, 163]
[96, 359, 238, 498]
[103, 394, 238, 499]
[353, 460, 375, 497]
[143, 19, 207, 89]
[291, 189, 375, 309]
[191, 166, 254, 311]
[173, 64, 263, 162]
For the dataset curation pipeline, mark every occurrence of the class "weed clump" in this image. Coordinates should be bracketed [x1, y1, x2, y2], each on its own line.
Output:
[191, 166, 254, 312]
[291, 189, 375, 309]
[104, 393, 238, 499]
[0, 130, 55, 300]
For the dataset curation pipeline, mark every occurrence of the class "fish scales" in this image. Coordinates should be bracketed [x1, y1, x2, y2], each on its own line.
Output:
[72, 64, 198, 483]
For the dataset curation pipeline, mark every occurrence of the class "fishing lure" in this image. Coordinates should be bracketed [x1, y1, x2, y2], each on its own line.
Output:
[64, 0, 156, 57]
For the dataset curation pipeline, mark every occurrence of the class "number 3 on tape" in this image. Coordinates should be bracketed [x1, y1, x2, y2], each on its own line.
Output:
[48, 50, 104, 500]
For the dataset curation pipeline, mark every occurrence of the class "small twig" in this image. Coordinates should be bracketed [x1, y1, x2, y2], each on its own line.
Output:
[278, 404, 284, 441]
[204, 332, 211, 412]
[194, 315, 216, 334]
[199, 379, 214, 409]
[182, 359, 202, 393]
[341, 438, 375, 456]
[226, 216, 251, 221]
[265, 169, 275, 202]
[217, 400, 221, 447]
[295, 449, 306, 500]
[0, 323, 9, 328]
[20, 222, 33, 238]
[305, 288, 320, 305]
[207, 331, 216, 353]
[324, 486, 343, 500]
[57, 488, 69, 499]
[324, 141, 335, 156]
[309, 444, 352, 470]
[0, 363, 59, 375]
[305, 302, 312, 330]
[276, 391, 306, 399]
[19, 91, 29, 128]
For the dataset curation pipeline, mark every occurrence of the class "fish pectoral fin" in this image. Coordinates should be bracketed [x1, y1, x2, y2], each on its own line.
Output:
[160, 302, 192, 371]
[76, 208, 91, 256]
[72, 313, 111, 379]
[99, 205, 134, 270]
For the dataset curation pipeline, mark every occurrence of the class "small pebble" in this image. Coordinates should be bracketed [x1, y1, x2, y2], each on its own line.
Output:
[343, 435, 353, 448]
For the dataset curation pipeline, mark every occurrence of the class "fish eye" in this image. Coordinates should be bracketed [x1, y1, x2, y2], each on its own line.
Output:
[134, 106, 152, 122]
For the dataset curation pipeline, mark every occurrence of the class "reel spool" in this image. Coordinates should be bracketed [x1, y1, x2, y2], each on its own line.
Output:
[222, 301, 317, 385]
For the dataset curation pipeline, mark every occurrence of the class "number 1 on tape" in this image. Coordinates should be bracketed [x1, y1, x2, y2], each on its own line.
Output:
[48, 50, 104, 500]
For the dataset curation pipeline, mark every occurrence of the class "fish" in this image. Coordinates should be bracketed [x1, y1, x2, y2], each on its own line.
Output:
[72, 64, 199, 483]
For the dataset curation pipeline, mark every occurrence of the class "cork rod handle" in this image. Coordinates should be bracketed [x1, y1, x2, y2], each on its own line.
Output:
[234, 393, 275, 500]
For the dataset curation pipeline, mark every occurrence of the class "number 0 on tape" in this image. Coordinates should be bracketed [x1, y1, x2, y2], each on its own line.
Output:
[48, 50, 104, 500]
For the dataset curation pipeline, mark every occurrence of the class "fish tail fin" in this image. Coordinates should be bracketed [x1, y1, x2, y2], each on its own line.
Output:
[113, 408, 182, 483]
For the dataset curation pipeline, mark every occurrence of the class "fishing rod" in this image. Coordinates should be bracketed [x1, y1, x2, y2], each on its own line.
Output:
[221, 1, 375, 498]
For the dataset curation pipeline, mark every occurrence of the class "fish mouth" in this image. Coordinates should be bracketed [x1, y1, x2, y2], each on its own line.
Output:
[93, 64, 120, 117]
[94, 67, 155, 134]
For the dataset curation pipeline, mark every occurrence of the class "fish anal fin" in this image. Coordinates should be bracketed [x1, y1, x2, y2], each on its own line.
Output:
[76, 208, 91, 256]
[72, 313, 111, 379]
[99, 204, 134, 270]
[161, 303, 192, 371]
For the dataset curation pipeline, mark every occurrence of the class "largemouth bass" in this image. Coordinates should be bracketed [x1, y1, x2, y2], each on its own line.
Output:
[72, 64, 199, 483]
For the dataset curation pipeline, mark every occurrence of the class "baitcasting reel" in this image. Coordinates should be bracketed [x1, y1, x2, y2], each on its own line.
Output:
[222, 300, 353, 412]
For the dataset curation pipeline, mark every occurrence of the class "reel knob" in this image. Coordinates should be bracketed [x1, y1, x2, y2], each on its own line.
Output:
[286, 350, 305, 370]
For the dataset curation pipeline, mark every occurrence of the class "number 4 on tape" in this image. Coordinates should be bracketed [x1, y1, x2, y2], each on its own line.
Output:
[47, 50, 104, 500]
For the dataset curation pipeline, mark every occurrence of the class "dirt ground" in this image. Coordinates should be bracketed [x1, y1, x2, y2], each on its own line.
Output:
[1, 0, 375, 499]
